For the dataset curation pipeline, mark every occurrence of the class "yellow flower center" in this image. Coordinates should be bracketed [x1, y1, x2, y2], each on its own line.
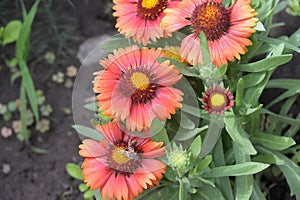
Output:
[141, 0, 159, 9]
[131, 72, 150, 91]
[191, 2, 230, 41]
[210, 93, 226, 107]
[111, 147, 130, 165]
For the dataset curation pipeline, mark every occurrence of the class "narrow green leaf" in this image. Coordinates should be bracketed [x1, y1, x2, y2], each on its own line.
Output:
[175, 126, 208, 141]
[236, 78, 244, 108]
[16, 0, 40, 61]
[193, 184, 225, 200]
[261, 108, 300, 126]
[173, 112, 195, 130]
[213, 139, 234, 200]
[199, 31, 212, 67]
[179, 177, 190, 200]
[157, 57, 200, 77]
[244, 71, 271, 106]
[100, 37, 133, 52]
[72, 125, 103, 141]
[200, 118, 223, 157]
[250, 180, 267, 200]
[83, 102, 97, 111]
[243, 72, 266, 88]
[251, 132, 295, 151]
[234, 144, 253, 200]
[225, 111, 257, 155]
[266, 79, 300, 89]
[266, 86, 300, 108]
[151, 127, 169, 146]
[19, 60, 39, 122]
[252, 154, 284, 165]
[20, 82, 29, 141]
[256, 35, 300, 53]
[234, 54, 292, 72]
[203, 162, 269, 177]
[257, 147, 300, 199]
[65, 163, 83, 180]
[93, 190, 103, 200]
[193, 155, 212, 175]
[188, 135, 202, 160]
[254, 21, 266, 31]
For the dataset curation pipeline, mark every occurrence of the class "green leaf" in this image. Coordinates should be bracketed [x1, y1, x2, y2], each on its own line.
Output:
[254, 21, 266, 31]
[79, 183, 88, 192]
[2, 20, 22, 45]
[93, 190, 103, 200]
[252, 154, 284, 165]
[235, 78, 244, 108]
[212, 139, 234, 200]
[193, 155, 212, 175]
[175, 126, 208, 141]
[16, 0, 40, 61]
[251, 132, 295, 151]
[244, 71, 272, 107]
[20, 82, 30, 141]
[234, 54, 292, 72]
[266, 79, 300, 89]
[100, 37, 133, 52]
[72, 124, 103, 141]
[224, 111, 257, 155]
[65, 163, 83, 180]
[199, 31, 212, 67]
[194, 184, 225, 200]
[188, 135, 202, 160]
[257, 35, 300, 53]
[250, 180, 267, 200]
[200, 118, 223, 157]
[151, 127, 169, 146]
[84, 190, 95, 199]
[203, 162, 269, 177]
[173, 112, 195, 130]
[261, 108, 300, 126]
[157, 57, 200, 77]
[257, 147, 300, 199]
[84, 102, 97, 111]
[19, 60, 39, 122]
[266, 86, 300, 108]
[179, 177, 190, 200]
[233, 144, 253, 200]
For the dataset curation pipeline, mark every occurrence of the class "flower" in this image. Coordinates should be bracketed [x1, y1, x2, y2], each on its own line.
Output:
[113, 0, 180, 45]
[1, 126, 12, 138]
[161, 0, 258, 67]
[202, 85, 234, 115]
[93, 45, 183, 132]
[66, 65, 78, 78]
[79, 123, 166, 200]
[12, 120, 22, 133]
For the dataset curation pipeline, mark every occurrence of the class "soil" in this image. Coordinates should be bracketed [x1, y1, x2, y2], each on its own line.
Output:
[0, 1, 299, 200]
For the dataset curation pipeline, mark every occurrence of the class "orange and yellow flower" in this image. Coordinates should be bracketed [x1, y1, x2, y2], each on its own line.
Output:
[161, 0, 258, 67]
[79, 123, 166, 200]
[202, 85, 234, 115]
[113, 0, 180, 45]
[93, 45, 183, 132]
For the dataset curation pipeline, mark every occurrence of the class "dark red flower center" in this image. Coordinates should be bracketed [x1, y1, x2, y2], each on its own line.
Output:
[137, 0, 168, 20]
[106, 140, 142, 175]
[119, 64, 157, 104]
[190, 2, 230, 41]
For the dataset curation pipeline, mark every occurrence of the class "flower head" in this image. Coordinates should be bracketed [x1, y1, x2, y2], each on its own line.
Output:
[161, 0, 258, 67]
[113, 0, 180, 45]
[202, 85, 234, 115]
[79, 123, 166, 200]
[93, 45, 183, 132]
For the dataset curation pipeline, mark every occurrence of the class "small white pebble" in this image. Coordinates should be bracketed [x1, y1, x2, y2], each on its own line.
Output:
[2, 163, 11, 174]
